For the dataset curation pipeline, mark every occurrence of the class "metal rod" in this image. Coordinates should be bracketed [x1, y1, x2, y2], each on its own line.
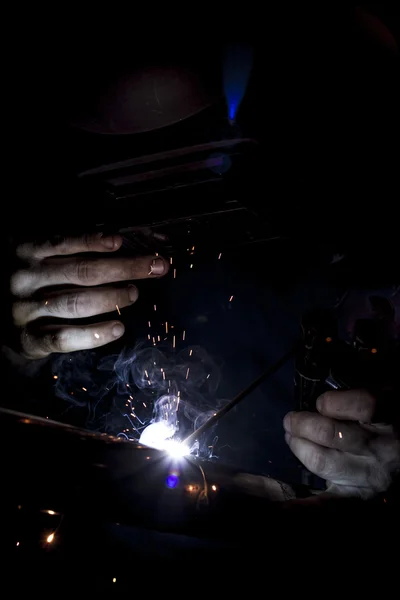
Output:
[183, 346, 296, 448]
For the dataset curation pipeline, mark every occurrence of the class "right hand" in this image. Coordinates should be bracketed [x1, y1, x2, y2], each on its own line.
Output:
[284, 390, 400, 499]
[10, 232, 169, 359]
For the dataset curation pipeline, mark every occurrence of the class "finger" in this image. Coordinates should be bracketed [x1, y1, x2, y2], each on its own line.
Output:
[283, 411, 371, 454]
[12, 285, 139, 326]
[316, 390, 376, 423]
[11, 255, 168, 297]
[16, 233, 123, 261]
[22, 321, 125, 359]
[285, 434, 369, 486]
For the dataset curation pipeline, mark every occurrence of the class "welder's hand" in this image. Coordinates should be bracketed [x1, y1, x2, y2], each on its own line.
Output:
[283, 390, 400, 499]
[9, 233, 169, 359]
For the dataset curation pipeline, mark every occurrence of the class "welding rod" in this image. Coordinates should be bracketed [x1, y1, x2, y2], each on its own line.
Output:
[183, 346, 296, 448]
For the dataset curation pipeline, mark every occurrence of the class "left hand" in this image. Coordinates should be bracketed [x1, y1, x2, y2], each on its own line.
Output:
[283, 390, 400, 499]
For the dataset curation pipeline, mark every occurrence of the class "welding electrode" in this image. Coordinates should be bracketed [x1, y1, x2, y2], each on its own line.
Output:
[183, 346, 296, 448]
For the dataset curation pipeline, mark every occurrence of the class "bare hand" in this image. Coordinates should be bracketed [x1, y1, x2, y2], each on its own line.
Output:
[10, 233, 169, 359]
[284, 390, 400, 499]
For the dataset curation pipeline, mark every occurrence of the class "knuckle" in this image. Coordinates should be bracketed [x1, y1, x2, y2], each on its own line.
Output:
[47, 330, 68, 353]
[81, 233, 92, 251]
[52, 236, 69, 254]
[11, 301, 27, 326]
[65, 292, 82, 317]
[316, 420, 336, 446]
[10, 269, 36, 297]
[308, 449, 328, 475]
[75, 259, 96, 284]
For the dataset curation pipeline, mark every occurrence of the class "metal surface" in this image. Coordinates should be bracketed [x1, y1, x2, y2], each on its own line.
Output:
[0, 407, 300, 553]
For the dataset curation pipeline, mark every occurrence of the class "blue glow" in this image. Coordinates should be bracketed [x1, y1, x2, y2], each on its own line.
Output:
[166, 474, 179, 489]
[223, 44, 253, 122]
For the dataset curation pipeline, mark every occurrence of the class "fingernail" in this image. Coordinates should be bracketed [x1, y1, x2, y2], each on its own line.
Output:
[128, 285, 138, 302]
[112, 323, 125, 338]
[101, 235, 115, 249]
[285, 433, 292, 444]
[283, 412, 293, 432]
[316, 395, 324, 412]
[150, 257, 165, 275]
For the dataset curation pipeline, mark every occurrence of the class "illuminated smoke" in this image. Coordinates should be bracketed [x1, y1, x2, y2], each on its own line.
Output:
[51, 343, 222, 457]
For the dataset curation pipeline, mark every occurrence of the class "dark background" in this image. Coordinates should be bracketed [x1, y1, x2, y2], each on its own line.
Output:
[2, 5, 399, 486]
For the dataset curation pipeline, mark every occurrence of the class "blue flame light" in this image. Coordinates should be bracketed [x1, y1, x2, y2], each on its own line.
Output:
[166, 473, 179, 489]
[223, 44, 253, 123]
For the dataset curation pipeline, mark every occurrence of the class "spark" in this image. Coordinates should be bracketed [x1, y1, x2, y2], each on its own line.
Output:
[145, 370, 149, 378]
[126, 384, 130, 388]
[158, 335, 161, 342]
[229, 295, 234, 302]
[338, 431, 343, 439]
[163, 371, 166, 380]
[183, 330, 186, 340]
[174, 268, 177, 279]
[94, 333, 100, 339]
[170, 257, 173, 264]
[45, 300, 49, 305]
[173, 335, 176, 348]
[148, 334, 151, 340]
[47, 533, 55, 544]
[53, 375, 58, 380]
[211, 485, 217, 491]
[189, 349, 193, 356]
[154, 304, 157, 311]
[46, 510, 56, 515]
[218, 252, 222, 259]
[82, 387, 87, 392]
[16, 541, 20, 547]
[190, 264, 193, 269]
[186, 368, 190, 380]
[116, 304, 121, 315]
[153, 336, 156, 344]
[148, 380, 151, 386]
[148, 321, 151, 328]
[113, 578, 116, 584]
[191, 245, 195, 251]
[155, 252, 159, 257]
[165, 321, 168, 333]
[206, 374, 210, 379]
[143, 402, 147, 408]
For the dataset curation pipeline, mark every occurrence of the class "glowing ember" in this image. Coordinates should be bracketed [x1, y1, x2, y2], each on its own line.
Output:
[47, 533, 55, 544]
[116, 304, 121, 315]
